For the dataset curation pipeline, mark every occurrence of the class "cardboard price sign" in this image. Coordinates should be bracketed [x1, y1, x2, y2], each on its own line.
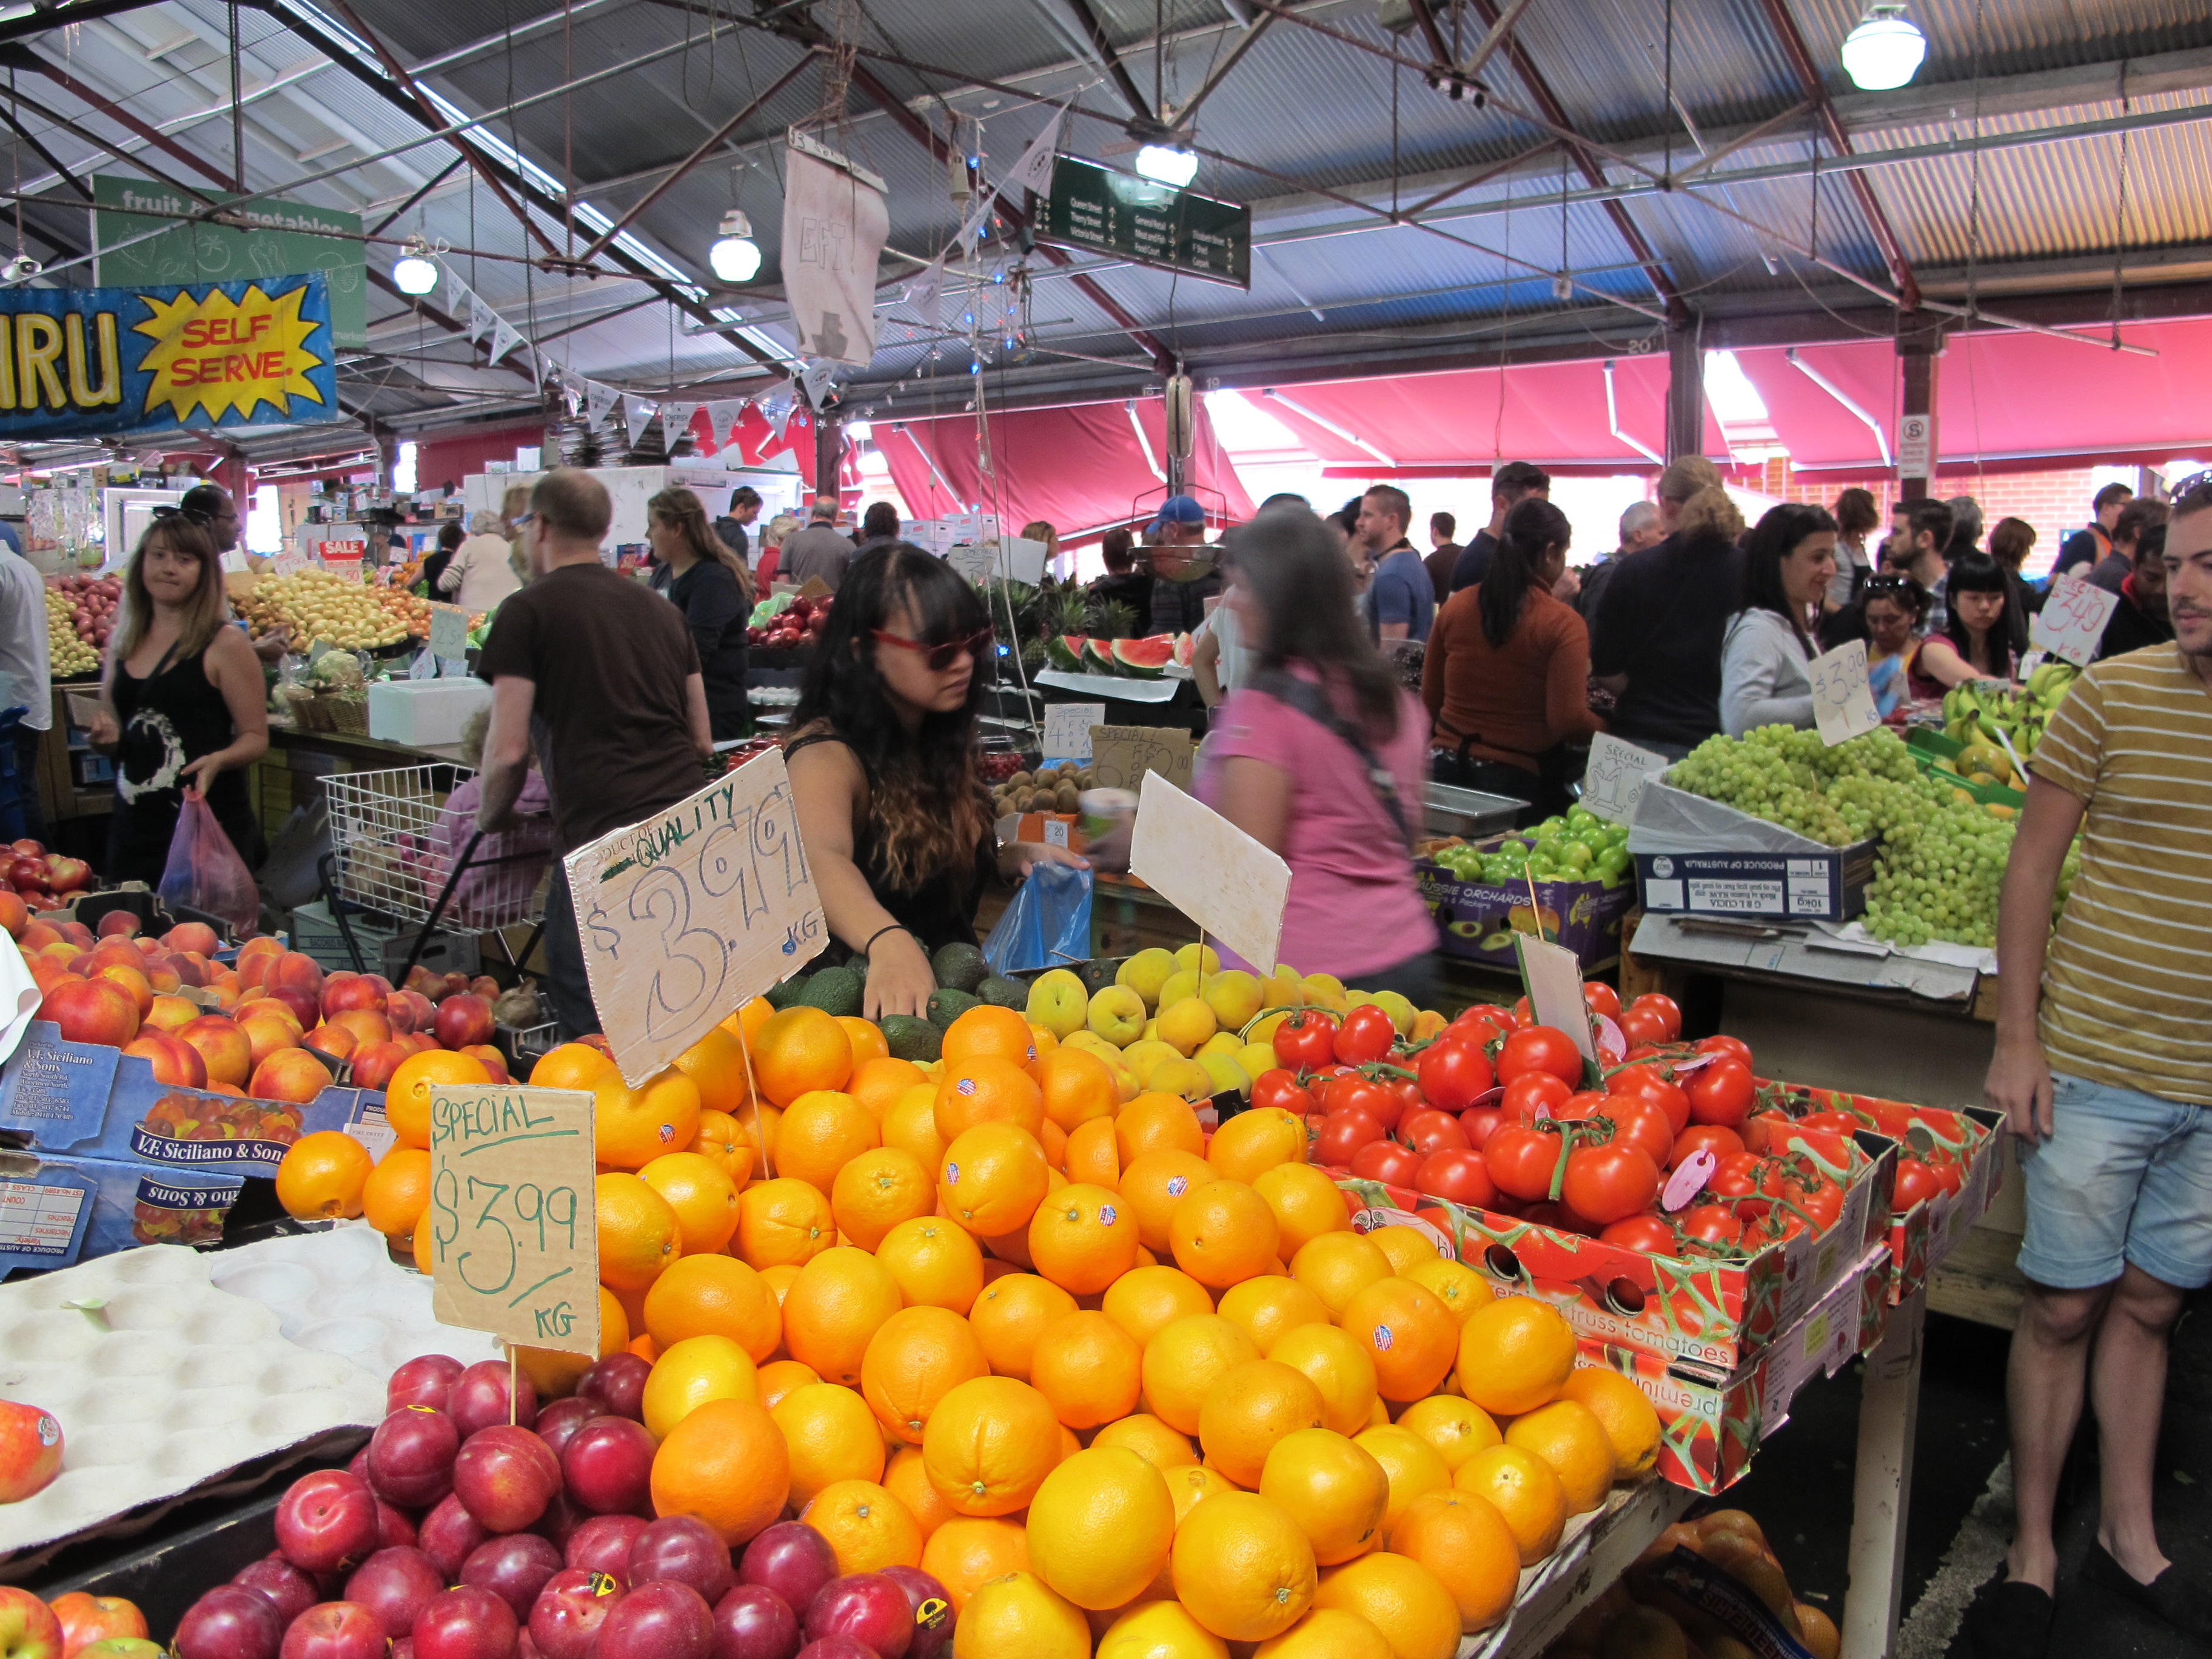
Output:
[1808, 639, 1882, 746]
[1581, 734, 1669, 825]
[1042, 702, 1105, 761]
[427, 1084, 599, 1355]
[565, 749, 826, 1087]
[1513, 933, 1598, 1071]
[2030, 574, 2118, 668]
[428, 604, 469, 661]
[1128, 772, 1289, 973]
[1089, 725, 1193, 793]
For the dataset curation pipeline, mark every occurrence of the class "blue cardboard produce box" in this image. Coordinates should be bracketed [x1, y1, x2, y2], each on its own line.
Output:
[1412, 860, 1636, 971]
[0, 1148, 244, 1275]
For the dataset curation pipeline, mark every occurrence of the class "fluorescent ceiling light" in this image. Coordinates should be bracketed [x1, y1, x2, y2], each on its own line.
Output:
[1134, 144, 1198, 188]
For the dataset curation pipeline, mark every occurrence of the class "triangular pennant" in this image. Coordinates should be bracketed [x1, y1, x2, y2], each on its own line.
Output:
[661, 400, 699, 447]
[488, 318, 523, 364]
[906, 261, 944, 335]
[623, 397, 657, 448]
[764, 387, 796, 442]
[465, 294, 494, 345]
[799, 360, 836, 409]
[706, 398, 745, 450]
[1007, 109, 1064, 197]
[955, 197, 994, 254]
[584, 381, 617, 430]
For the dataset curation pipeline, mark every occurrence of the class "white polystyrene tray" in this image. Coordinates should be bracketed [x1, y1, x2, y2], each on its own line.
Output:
[0, 1245, 387, 1570]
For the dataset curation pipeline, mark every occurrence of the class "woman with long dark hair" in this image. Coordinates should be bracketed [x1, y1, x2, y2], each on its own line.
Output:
[786, 545, 1086, 1018]
[1720, 503, 1838, 736]
[1421, 497, 1600, 817]
[1198, 505, 1437, 1002]
[89, 514, 268, 882]
[1917, 550, 2022, 686]
[646, 486, 754, 742]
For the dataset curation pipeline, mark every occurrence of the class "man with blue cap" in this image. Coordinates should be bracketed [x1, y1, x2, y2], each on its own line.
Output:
[1142, 494, 1220, 636]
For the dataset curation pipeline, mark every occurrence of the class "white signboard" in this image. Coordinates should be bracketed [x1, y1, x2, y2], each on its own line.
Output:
[1515, 934, 1598, 1071]
[1042, 703, 1105, 762]
[1128, 773, 1290, 975]
[428, 604, 469, 661]
[1580, 735, 1670, 825]
[782, 133, 889, 369]
[1809, 639, 1882, 747]
[1898, 413, 1936, 479]
[2029, 574, 2119, 669]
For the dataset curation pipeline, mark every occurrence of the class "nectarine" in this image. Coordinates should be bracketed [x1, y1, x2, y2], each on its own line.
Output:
[329, 1009, 392, 1047]
[162, 922, 222, 956]
[146, 994, 201, 1034]
[178, 1015, 253, 1087]
[351, 1041, 408, 1092]
[93, 963, 155, 1017]
[241, 1015, 300, 1068]
[38, 978, 142, 1047]
[124, 1031, 208, 1088]
[250, 1048, 334, 1104]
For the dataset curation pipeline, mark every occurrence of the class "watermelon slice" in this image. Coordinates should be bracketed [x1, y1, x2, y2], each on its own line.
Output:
[1171, 631, 1195, 668]
[1046, 634, 1088, 671]
[1111, 636, 1176, 678]
[1084, 638, 1122, 675]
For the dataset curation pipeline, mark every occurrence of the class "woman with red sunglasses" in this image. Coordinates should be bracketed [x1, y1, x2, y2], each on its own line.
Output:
[786, 543, 1088, 1019]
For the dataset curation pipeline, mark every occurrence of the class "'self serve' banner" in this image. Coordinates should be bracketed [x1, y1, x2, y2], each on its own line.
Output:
[0, 270, 338, 440]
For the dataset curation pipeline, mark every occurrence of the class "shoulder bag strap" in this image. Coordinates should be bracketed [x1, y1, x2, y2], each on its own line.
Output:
[1248, 668, 1413, 848]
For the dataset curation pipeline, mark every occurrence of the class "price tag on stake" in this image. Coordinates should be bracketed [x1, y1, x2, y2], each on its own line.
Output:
[565, 748, 826, 1087]
[1580, 734, 1670, 825]
[426, 1084, 598, 1356]
[429, 603, 469, 661]
[2029, 574, 2118, 668]
[1513, 933, 1599, 1073]
[1041, 702, 1105, 762]
[1128, 772, 1289, 975]
[1809, 639, 1882, 746]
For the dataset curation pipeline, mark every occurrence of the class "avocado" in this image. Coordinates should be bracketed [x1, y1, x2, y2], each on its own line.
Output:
[1076, 959, 1117, 994]
[763, 974, 807, 1010]
[880, 1014, 942, 1064]
[927, 987, 982, 1030]
[797, 965, 863, 1017]
[1479, 930, 1516, 950]
[931, 942, 990, 993]
[977, 974, 1028, 1011]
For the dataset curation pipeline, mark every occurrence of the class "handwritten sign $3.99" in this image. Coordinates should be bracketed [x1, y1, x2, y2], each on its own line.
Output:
[427, 1084, 598, 1356]
[1808, 639, 1882, 747]
[565, 748, 827, 1087]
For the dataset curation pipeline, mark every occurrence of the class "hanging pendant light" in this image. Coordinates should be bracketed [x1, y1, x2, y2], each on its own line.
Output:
[391, 234, 438, 296]
[1842, 3, 1926, 90]
[709, 210, 762, 283]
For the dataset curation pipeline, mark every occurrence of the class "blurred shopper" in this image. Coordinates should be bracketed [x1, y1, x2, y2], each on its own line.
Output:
[781, 496, 857, 591]
[857, 501, 903, 550]
[2091, 498, 2167, 595]
[441, 511, 523, 611]
[2053, 480, 2132, 577]
[1947, 495, 1986, 561]
[1989, 514, 2042, 626]
[1589, 467, 1745, 759]
[1423, 511, 1461, 603]
[1828, 486, 1882, 611]
[1968, 475, 2212, 1659]
[1020, 519, 1065, 579]
[1915, 550, 2022, 686]
[646, 486, 753, 742]
[1357, 484, 1432, 643]
[421, 521, 463, 599]
[1197, 504, 1437, 1002]
[714, 484, 763, 562]
[1575, 499, 1663, 624]
[1885, 498, 1954, 632]
[1088, 527, 1153, 620]
[1422, 497, 1598, 818]
[1861, 574, 1936, 716]
[756, 512, 798, 587]
[500, 483, 533, 589]
[1144, 494, 1220, 634]
[0, 528, 50, 840]
[1720, 503, 1838, 736]
[1449, 461, 1549, 592]
[475, 469, 712, 1038]
[2098, 525, 2175, 660]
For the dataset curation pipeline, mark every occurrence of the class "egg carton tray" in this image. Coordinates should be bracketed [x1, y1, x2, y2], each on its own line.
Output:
[0, 1244, 387, 1579]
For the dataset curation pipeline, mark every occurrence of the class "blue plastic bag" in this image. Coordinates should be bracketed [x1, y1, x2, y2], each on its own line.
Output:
[982, 861, 1093, 975]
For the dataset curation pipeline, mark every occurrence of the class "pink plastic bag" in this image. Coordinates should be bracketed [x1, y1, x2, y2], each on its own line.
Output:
[157, 788, 258, 937]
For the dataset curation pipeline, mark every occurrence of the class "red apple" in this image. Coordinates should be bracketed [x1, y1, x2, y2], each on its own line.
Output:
[78, 1640, 166, 1659]
[532, 1397, 602, 1461]
[11, 856, 47, 890]
[417, 1494, 491, 1583]
[275, 1470, 381, 1575]
[561, 1418, 655, 1517]
[375, 1501, 417, 1552]
[452, 1425, 561, 1534]
[345, 1551, 446, 1646]
[366, 1406, 459, 1509]
[278, 1601, 385, 1659]
[575, 1354, 649, 1424]
[593, 1582, 712, 1659]
[563, 1514, 647, 1584]
[47, 1594, 148, 1657]
[461, 1533, 564, 1620]
[172, 1587, 284, 1659]
[791, 1638, 871, 1659]
[233, 1556, 322, 1629]
[803, 1577, 910, 1659]
[469, 977, 501, 1001]
[0, 1399, 63, 1501]
[44, 856, 92, 894]
[350, 1040, 408, 1093]
[709, 1585, 799, 1659]
[736, 1526, 836, 1619]
[411, 1587, 517, 1659]
[528, 1572, 624, 1659]
[449, 1359, 536, 1439]
[9, 839, 42, 857]
[432, 994, 495, 1051]
[0, 1590, 61, 1659]
[387, 990, 436, 1035]
[878, 1568, 950, 1659]
[628, 1517, 734, 1606]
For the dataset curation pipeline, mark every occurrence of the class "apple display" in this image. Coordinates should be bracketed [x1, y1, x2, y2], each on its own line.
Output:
[410, 1587, 518, 1659]
[366, 1406, 459, 1508]
[531, 1398, 601, 1460]
[574, 1354, 649, 1424]
[233, 1556, 322, 1628]
[877, 1568, 950, 1659]
[387, 1355, 464, 1415]
[563, 1514, 647, 1583]
[527, 1572, 623, 1659]
[0, 1399, 63, 1502]
[449, 1360, 537, 1439]
[451, 1425, 561, 1533]
[803, 1577, 910, 1659]
[416, 1494, 492, 1583]
[277, 1601, 386, 1659]
[460, 1533, 565, 1620]
[275, 1470, 381, 1575]
[172, 1587, 284, 1659]
[559, 1418, 655, 1517]
[344, 1549, 447, 1640]
[736, 1525, 836, 1617]
[708, 1586, 799, 1659]
[592, 1582, 713, 1659]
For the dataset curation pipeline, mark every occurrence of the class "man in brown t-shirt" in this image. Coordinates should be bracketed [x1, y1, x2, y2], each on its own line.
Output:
[477, 468, 712, 1036]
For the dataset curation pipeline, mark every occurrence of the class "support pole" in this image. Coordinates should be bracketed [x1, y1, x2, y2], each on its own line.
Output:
[1843, 1289, 1926, 1658]
[815, 415, 842, 503]
[1897, 313, 1943, 500]
[1665, 319, 1704, 463]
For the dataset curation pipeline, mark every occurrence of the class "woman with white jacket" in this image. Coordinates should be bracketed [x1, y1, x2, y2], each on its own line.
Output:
[438, 512, 523, 612]
[1720, 503, 1840, 737]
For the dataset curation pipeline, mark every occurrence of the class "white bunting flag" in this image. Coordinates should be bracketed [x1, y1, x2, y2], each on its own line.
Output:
[623, 397, 657, 448]
[465, 293, 494, 345]
[906, 261, 945, 335]
[661, 401, 699, 448]
[584, 381, 618, 430]
[488, 317, 523, 364]
[799, 359, 837, 409]
[1007, 109, 1065, 198]
[706, 398, 746, 450]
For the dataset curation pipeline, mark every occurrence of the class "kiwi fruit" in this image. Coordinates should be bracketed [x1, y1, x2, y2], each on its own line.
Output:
[1077, 769, 1097, 789]
[1054, 781, 1080, 813]
[1008, 770, 1033, 789]
[1014, 787, 1036, 812]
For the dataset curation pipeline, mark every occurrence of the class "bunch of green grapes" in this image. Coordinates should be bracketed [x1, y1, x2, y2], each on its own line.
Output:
[1671, 729, 1853, 845]
[1817, 726, 1921, 786]
[1862, 796, 2016, 948]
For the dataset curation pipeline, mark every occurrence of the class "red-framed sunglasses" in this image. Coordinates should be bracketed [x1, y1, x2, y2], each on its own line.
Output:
[871, 625, 993, 671]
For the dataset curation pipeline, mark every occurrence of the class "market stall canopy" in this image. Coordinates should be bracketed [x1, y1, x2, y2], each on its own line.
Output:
[1736, 317, 2212, 472]
[1253, 360, 1726, 477]
[876, 395, 1254, 538]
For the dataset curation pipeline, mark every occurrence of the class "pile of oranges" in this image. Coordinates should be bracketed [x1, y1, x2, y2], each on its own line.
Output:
[334, 990, 1666, 1657]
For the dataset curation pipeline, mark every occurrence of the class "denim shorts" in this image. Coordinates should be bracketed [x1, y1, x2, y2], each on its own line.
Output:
[2016, 1071, 2212, 1291]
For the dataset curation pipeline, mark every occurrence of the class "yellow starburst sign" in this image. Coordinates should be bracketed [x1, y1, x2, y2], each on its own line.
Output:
[132, 280, 329, 426]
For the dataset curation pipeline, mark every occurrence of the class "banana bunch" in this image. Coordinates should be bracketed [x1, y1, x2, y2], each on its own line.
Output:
[1940, 662, 2079, 768]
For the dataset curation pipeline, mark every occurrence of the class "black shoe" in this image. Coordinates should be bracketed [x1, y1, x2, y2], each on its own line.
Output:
[2081, 1540, 2212, 1641]
[1960, 1575, 2054, 1659]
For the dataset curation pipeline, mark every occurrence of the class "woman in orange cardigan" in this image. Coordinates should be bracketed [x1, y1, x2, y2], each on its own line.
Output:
[1421, 497, 1603, 820]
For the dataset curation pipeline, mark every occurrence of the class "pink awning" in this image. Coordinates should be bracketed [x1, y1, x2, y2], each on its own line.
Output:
[1256, 357, 1724, 475]
[876, 395, 1255, 540]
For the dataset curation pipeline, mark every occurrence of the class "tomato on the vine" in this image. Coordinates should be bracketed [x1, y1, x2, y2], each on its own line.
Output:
[1486, 1124, 1566, 1201]
[1460, 1105, 1504, 1150]
[1598, 1214, 1678, 1256]
[1923, 1158, 1963, 1197]
[1629, 993, 1683, 1042]
[1313, 1109, 1386, 1167]
[1497, 1026, 1584, 1090]
[1349, 1138, 1424, 1187]
[1552, 1090, 1612, 1122]
[1451, 1005, 1515, 1047]
[1680, 1205, 1743, 1247]
[1669, 1124, 1745, 1170]
[1273, 1010, 1341, 1071]
[1416, 1148, 1496, 1208]
[1501, 1071, 1572, 1123]
[1252, 1070, 1315, 1119]
[1608, 1065, 1690, 1134]
[1693, 1033, 1754, 1068]
[1582, 982, 1622, 1019]
[1415, 1036, 1495, 1113]
[1597, 1096, 1674, 1166]
[1511, 996, 1533, 1028]
[1334, 1005, 1398, 1066]
[1562, 1142, 1660, 1225]
[1389, 1078, 1426, 1119]
[1617, 1007, 1673, 1049]
[1398, 1108, 1470, 1156]
[1892, 1159, 1943, 1212]
[1686, 1057, 1755, 1128]
[1318, 1073, 1396, 1126]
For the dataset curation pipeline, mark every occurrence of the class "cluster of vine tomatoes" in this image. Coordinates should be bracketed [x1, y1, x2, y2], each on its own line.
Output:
[1255, 982, 1954, 1259]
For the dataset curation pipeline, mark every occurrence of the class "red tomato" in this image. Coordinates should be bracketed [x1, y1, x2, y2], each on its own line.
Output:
[1582, 982, 1623, 1019]
[1501, 1071, 1572, 1124]
[1511, 996, 1533, 1028]
[1669, 1124, 1745, 1170]
[1680, 1205, 1743, 1247]
[1398, 1108, 1470, 1156]
[1923, 1158, 1964, 1197]
[1799, 1110, 1864, 1138]
[1313, 1109, 1386, 1167]
[1415, 1036, 1495, 1113]
[1252, 1070, 1315, 1118]
[1314, 1073, 1388, 1124]
[1892, 1159, 1943, 1212]
[1686, 1058, 1755, 1128]
[1552, 1090, 1612, 1122]
[1497, 1026, 1585, 1090]
[1597, 1096, 1674, 1166]
[1486, 1124, 1566, 1201]
[1561, 1143, 1661, 1225]
[1334, 1004, 1398, 1065]
[1389, 1078, 1426, 1119]
[1416, 1148, 1496, 1208]
[1598, 1215, 1678, 1256]
[1617, 1007, 1672, 1048]
[1694, 1033, 1754, 1068]
[1273, 1010, 1341, 1071]
[1349, 1138, 1424, 1187]
[1629, 993, 1683, 1042]
[1608, 1065, 1691, 1134]
[1460, 1105, 1504, 1150]
[1740, 1112, 1794, 1156]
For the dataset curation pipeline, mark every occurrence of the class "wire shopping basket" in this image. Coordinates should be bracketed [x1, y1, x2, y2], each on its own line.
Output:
[324, 763, 555, 932]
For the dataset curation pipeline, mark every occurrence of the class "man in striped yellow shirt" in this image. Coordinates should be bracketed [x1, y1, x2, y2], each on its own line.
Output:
[1965, 477, 2212, 1658]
